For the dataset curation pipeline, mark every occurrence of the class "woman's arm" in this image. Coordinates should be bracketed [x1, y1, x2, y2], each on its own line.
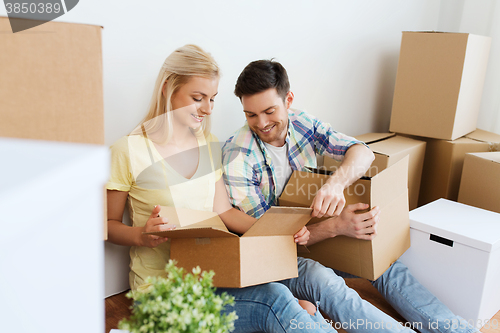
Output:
[107, 189, 173, 248]
[213, 178, 257, 234]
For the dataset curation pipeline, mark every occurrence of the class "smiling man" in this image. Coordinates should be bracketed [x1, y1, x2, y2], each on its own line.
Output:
[221, 59, 478, 333]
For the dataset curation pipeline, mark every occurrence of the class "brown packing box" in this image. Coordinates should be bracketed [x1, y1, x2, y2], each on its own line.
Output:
[279, 156, 410, 281]
[410, 129, 500, 206]
[147, 206, 312, 288]
[458, 152, 500, 214]
[323, 133, 425, 210]
[390, 31, 491, 140]
[0, 17, 107, 239]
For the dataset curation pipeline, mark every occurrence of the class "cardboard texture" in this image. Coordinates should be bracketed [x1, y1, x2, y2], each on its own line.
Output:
[148, 206, 312, 288]
[400, 199, 500, 322]
[279, 156, 410, 280]
[323, 133, 425, 210]
[390, 32, 491, 140]
[411, 129, 500, 206]
[0, 17, 104, 144]
[458, 152, 500, 214]
[0, 17, 107, 240]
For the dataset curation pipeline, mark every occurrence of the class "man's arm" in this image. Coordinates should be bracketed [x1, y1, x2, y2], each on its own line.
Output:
[307, 203, 380, 246]
[310, 143, 374, 218]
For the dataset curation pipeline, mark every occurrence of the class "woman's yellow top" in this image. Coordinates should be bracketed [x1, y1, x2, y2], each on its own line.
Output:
[106, 133, 222, 291]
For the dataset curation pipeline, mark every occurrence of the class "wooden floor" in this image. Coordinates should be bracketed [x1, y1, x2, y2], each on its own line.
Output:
[105, 278, 500, 333]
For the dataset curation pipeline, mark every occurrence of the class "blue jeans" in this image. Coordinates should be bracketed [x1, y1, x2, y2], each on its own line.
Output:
[361, 259, 479, 333]
[219, 258, 479, 333]
[217, 282, 336, 332]
[219, 257, 415, 332]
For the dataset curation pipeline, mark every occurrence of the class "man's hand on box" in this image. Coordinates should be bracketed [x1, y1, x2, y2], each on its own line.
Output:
[294, 226, 310, 245]
[140, 205, 176, 248]
[310, 180, 346, 218]
[334, 203, 379, 240]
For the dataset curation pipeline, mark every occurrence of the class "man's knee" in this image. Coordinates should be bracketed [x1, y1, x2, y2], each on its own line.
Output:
[297, 258, 347, 288]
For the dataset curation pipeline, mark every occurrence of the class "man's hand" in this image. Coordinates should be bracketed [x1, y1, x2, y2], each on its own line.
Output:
[293, 226, 310, 245]
[140, 205, 176, 248]
[334, 203, 379, 240]
[306, 203, 380, 245]
[310, 179, 346, 218]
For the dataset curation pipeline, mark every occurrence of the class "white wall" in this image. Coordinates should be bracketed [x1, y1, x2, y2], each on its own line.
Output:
[31, 0, 444, 143]
[8, 0, 498, 138]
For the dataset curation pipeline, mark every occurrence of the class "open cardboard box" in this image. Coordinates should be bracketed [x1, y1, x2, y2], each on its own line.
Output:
[323, 133, 425, 210]
[390, 31, 491, 140]
[279, 156, 410, 280]
[458, 152, 500, 214]
[147, 206, 312, 288]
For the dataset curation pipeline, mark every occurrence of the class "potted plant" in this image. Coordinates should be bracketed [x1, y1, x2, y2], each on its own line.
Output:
[118, 260, 237, 333]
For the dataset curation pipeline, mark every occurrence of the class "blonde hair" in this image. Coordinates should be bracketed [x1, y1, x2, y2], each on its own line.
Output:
[132, 44, 220, 143]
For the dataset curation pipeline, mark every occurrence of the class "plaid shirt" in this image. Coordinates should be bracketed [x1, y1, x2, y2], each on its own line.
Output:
[222, 109, 363, 218]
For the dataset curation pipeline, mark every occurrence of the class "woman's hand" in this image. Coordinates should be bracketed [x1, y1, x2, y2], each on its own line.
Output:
[294, 226, 310, 245]
[140, 205, 176, 248]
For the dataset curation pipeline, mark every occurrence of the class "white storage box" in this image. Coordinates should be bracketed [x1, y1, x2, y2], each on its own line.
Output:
[400, 199, 500, 323]
[0, 138, 109, 333]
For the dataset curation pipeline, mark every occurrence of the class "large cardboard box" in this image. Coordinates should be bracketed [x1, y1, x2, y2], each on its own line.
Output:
[0, 17, 104, 144]
[416, 129, 500, 206]
[279, 157, 410, 281]
[399, 199, 500, 323]
[390, 32, 491, 140]
[323, 133, 425, 210]
[458, 152, 500, 214]
[148, 206, 312, 288]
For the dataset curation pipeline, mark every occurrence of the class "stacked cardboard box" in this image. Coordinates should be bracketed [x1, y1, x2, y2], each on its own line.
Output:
[391, 31, 500, 322]
[389, 31, 496, 207]
[390, 32, 491, 141]
[323, 133, 426, 210]
[458, 152, 500, 214]
[415, 130, 500, 206]
[279, 157, 410, 281]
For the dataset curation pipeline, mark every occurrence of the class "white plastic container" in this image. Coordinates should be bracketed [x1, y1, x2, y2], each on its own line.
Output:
[0, 138, 108, 333]
[400, 199, 500, 324]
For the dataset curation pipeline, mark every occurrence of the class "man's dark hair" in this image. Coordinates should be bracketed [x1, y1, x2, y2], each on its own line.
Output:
[234, 59, 290, 101]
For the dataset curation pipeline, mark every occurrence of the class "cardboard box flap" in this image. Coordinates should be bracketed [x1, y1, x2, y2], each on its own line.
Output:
[355, 133, 395, 144]
[465, 129, 500, 148]
[160, 206, 228, 231]
[243, 207, 312, 237]
[305, 167, 371, 180]
[369, 136, 424, 157]
[370, 156, 409, 208]
[149, 227, 236, 239]
[410, 199, 500, 252]
[146, 206, 233, 238]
